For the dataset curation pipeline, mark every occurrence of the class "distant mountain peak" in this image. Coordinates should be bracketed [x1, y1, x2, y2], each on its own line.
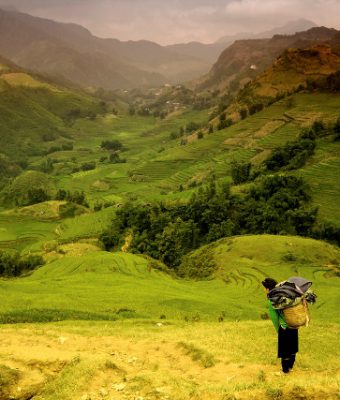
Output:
[216, 19, 317, 44]
[198, 26, 338, 93]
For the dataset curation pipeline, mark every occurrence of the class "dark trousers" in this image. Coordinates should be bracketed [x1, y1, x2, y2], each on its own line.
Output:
[278, 326, 298, 373]
[281, 354, 296, 373]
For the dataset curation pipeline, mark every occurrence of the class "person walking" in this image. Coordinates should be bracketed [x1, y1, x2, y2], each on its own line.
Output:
[262, 277, 298, 374]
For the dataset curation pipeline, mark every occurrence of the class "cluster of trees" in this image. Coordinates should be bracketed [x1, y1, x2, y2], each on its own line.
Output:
[231, 161, 252, 184]
[264, 138, 315, 171]
[129, 105, 155, 117]
[46, 142, 74, 155]
[100, 140, 123, 151]
[312, 221, 340, 248]
[306, 71, 340, 92]
[108, 153, 126, 164]
[217, 113, 233, 130]
[71, 161, 96, 173]
[169, 122, 202, 141]
[56, 189, 89, 207]
[264, 119, 337, 172]
[18, 188, 89, 208]
[100, 140, 126, 164]
[0, 251, 44, 277]
[26, 188, 50, 205]
[101, 175, 317, 270]
[211, 101, 265, 134]
[64, 108, 98, 123]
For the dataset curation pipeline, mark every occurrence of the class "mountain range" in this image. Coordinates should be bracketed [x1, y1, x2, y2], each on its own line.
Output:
[0, 8, 322, 90]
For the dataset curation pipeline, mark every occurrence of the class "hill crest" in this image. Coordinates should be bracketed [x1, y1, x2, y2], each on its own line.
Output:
[198, 27, 339, 93]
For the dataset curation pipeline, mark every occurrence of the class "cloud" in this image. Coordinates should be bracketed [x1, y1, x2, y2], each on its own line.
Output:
[223, 0, 340, 29]
[0, 0, 339, 44]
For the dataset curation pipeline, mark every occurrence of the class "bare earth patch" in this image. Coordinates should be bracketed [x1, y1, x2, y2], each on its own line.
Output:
[253, 120, 286, 139]
[0, 322, 338, 400]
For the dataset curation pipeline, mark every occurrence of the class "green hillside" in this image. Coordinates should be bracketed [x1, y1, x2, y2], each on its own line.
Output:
[0, 63, 102, 159]
[1, 91, 339, 255]
[0, 41, 339, 322]
[0, 235, 339, 323]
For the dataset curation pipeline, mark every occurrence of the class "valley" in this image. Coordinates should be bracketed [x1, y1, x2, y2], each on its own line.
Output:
[0, 7, 339, 399]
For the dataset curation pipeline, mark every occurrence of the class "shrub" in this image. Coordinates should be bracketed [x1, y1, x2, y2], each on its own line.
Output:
[81, 162, 96, 171]
[239, 108, 248, 119]
[218, 118, 232, 130]
[248, 103, 264, 115]
[27, 188, 50, 205]
[231, 161, 252, 184]
[311, 120, 325, 135]
[41, 132, 57, 142]
[185, 121, 201, 133]
[61, 142, 74, 151]
[59, 203, 83, 218]
[178, 248, 217, 279]
[101, 140, 123, 151]
[0, 251, 44, 277]
[109, 153, 126, 164]
[264, 138, 315, 171]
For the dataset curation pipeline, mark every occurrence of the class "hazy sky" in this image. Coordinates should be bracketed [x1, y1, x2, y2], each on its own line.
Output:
[1, 0, 340, 44]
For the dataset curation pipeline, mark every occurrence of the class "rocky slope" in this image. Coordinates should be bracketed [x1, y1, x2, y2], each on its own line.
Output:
[198, 27, 339, 93]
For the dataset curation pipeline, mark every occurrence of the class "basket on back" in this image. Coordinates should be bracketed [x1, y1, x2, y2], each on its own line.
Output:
[268, 276, 316, 328]
[283, 300, 310, 328]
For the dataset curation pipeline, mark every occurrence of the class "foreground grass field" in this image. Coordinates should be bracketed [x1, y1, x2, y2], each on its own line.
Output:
[0, 320, 339, 400]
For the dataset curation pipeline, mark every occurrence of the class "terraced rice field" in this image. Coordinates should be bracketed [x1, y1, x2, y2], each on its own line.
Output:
[0, 214, 58, 252]
[1, 93, 339, 253]
[0, 235, 338, 323]
[299, 158, 340, 221]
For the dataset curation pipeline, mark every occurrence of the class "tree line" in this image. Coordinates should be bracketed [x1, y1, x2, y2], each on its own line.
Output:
[101, 174, 318, 271]
[0, 251, 44, 277]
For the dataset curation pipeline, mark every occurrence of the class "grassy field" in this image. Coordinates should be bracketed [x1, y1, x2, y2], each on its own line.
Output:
[0, 235, 338, 323]
[0, 234, 339, 399]
[0, 320, 338, 400]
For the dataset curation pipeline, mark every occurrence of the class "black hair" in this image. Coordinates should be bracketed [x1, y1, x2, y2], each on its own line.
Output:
[261, 277, 277, 291]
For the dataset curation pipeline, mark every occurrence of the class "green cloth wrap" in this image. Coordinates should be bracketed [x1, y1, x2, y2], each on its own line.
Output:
[268, 299, 287, 332]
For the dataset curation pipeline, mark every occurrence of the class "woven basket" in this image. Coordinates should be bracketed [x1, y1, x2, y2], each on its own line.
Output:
[283, 301, 310, 328]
